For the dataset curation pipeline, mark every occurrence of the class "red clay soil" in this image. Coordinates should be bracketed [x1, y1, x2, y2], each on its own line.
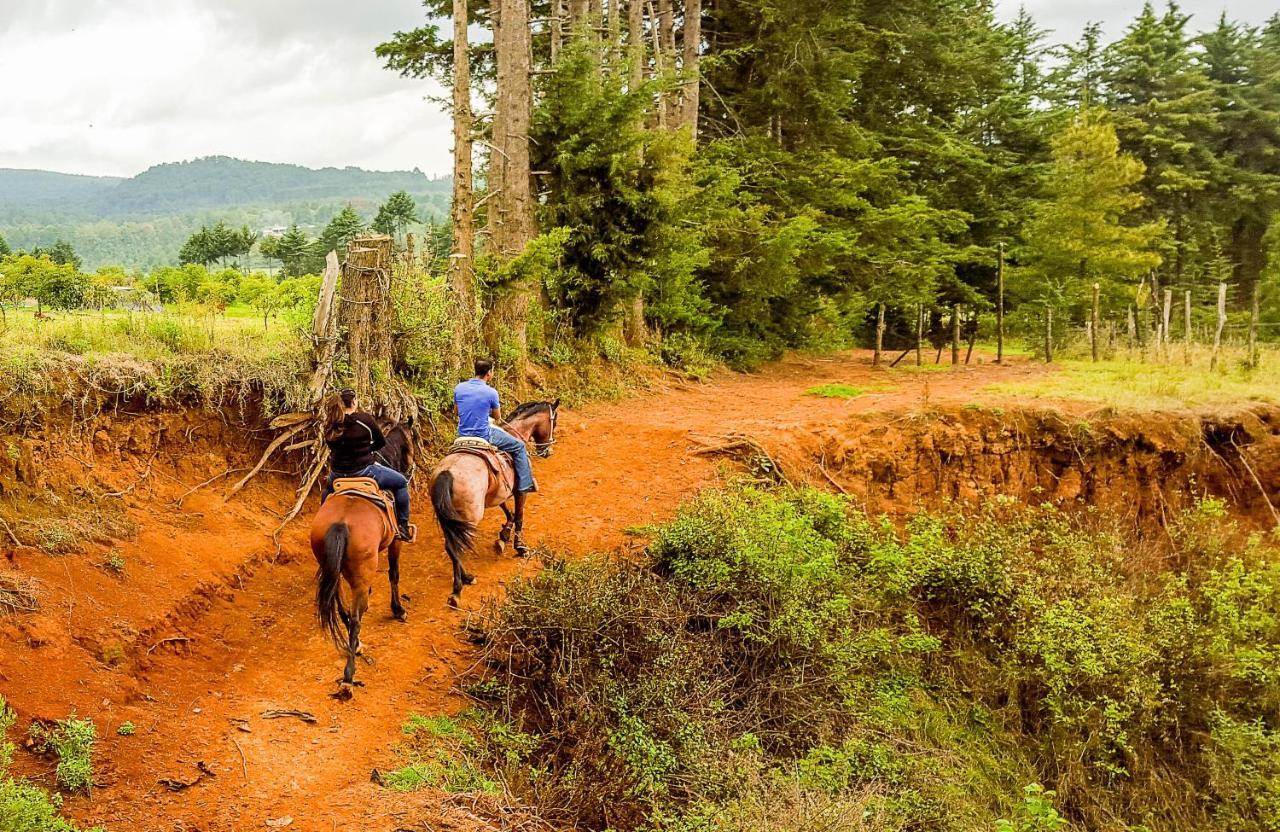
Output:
[2, 352, 1260, 832]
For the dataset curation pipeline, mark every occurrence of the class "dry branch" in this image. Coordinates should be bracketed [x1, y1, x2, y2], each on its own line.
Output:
[225, 422, 310, 499]
[0, 571, 39, 614]
[691, 433, 791, 486]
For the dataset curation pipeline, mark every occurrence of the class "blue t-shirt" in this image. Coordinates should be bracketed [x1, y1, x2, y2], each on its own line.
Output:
[454, 378, 500, 441]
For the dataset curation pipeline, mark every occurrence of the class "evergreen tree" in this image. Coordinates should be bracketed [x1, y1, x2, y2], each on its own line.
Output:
[1016, 110, 1164, 319]
[372, 191, 420, 242]
[0, 234, 10, 258]
[276, 225, 314, 277]
[1102, 2, 1216, 289]
[317, 206, 365, 261]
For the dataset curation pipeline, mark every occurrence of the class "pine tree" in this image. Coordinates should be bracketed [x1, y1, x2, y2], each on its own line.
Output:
[372, 191, 420, 242]
[1017, 110, 1163, 318]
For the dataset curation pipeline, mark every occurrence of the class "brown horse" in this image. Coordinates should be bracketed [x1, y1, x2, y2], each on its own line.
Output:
[428, 400, 559, 607]
[310, 419, 413, 686]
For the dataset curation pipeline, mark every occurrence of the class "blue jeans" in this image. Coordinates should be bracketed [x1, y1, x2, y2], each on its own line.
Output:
[322, 463, 410, 527]
[489, 427, 535, 493]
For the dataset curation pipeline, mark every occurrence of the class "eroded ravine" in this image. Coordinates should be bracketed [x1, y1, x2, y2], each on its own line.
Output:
[3, 352, 1278, 832]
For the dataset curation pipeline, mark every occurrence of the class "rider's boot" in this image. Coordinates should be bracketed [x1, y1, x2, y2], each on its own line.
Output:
[396, 520, 414, 542]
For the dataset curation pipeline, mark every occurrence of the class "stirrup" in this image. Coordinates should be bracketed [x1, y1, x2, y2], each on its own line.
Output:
[396, 523, 417, 543]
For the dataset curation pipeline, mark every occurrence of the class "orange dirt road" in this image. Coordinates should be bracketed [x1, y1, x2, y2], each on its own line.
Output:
[1, 352, 1051, 831]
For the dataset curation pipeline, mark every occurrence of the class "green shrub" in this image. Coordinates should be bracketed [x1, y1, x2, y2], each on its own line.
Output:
[29, 715, 95, 794]
[0, 697, 101, 832]
[381, 713, 498, 795]
[454, 486, 1280, 831]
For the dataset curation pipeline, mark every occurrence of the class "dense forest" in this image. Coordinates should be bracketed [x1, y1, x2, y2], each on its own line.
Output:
[0, 158, 450, 269]
[377, 0, 1280, 368]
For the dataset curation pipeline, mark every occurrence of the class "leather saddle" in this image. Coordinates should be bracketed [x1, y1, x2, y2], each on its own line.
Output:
[331, 477, 415, 543]
[445, 438, 516, 493]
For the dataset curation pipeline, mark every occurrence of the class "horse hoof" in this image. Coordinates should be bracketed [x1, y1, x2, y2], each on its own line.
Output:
[494, 540, 506, 555]
[393, 610, 408, 622]
[447, 595, 460, 609]
[462, 573, 476, 586]
[499, 526, 513, 543]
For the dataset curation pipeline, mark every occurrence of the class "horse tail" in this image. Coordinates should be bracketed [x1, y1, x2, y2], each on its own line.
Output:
[431, 471, 475, 561]
[316, 521, 349, 651]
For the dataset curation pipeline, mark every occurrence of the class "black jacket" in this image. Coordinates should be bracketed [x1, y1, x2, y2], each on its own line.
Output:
[327, 412, 385, 474]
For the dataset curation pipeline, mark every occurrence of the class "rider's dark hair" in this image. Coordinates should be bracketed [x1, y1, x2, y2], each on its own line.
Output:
[474, 358, 494, 378]
[322, 389, 357, 441]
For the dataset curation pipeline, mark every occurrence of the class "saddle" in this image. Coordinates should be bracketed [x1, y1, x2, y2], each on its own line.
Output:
[445, 438, 516, 493]
[330, 477, 416, 543]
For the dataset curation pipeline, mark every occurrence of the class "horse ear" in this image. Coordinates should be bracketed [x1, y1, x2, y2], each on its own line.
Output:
[552, 398, 561, 409]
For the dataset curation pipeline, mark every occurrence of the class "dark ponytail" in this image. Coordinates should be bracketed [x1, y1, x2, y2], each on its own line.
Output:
[322, 389, 357, 441]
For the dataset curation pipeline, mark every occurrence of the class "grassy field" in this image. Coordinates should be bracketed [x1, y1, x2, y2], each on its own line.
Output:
[0, 306, 311, 412]
[985, 346, 1280, 410]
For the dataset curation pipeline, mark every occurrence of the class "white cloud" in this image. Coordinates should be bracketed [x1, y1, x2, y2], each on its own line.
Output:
[994, 0, 1275, 44]
[0, 0, 450, 177]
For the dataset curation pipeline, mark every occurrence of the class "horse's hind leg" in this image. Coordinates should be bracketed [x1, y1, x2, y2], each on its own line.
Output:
[342, 586, 369, 685]
[388, 542, 407, 622]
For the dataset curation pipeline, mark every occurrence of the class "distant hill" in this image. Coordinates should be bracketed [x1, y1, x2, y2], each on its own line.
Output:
[0, 157, 451, 270]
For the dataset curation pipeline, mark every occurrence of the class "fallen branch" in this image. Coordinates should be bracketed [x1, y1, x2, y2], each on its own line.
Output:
[272, 444, 329, 547]
[261, 709, 317, 724]
[818, 454, 850, 496]
[175, 468, 249, 508]
[691, 433, 791, 486]
[0, 516, 20, 547]
[1230, 434, 1280, 528]
[231, 737, 248, 783]
[147, 636, 192, 654]
[225, 422, 310, 500]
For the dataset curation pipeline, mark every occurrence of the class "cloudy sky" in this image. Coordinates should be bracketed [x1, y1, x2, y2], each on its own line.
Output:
[0, 0, 1273, 179]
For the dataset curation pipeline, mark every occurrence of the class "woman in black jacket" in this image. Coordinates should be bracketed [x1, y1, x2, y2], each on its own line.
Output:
[320, 389, 412, 540]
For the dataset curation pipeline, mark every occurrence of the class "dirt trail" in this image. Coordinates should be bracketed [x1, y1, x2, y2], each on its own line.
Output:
[1, 354, 1070, 831]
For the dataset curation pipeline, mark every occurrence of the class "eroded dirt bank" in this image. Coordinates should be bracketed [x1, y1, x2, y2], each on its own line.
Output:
[2, 353, 1278, 832]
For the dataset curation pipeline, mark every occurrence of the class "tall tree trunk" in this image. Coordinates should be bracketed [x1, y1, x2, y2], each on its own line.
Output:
[551, 0, 564, 60]
[654, 0, 674, 127]
[484, 0, 538, 366]
[449, 0, 477, 371]
[628, 0, 645, 91]
[569, 0, 589, 28]
[678, 0, 701, 136]
[622, 0, 649, 347]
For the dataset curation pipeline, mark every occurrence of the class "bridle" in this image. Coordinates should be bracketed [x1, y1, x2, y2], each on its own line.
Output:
[533, 407, 557, 458]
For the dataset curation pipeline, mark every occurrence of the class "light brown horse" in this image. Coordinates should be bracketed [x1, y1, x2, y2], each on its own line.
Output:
[429, 400, 559, 607]
[310, 465, 409, 686]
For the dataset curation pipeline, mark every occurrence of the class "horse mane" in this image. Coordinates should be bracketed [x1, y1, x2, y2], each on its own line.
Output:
[508, 400, 552, 421]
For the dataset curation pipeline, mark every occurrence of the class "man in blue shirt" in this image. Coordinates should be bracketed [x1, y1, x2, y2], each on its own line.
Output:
[454, 359, 535, 497]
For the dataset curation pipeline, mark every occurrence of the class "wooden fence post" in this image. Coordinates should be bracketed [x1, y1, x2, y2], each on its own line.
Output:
[1212, 282, 1227, 371]
[1044, 306, 1053, 363]
[951, 304, 961, 366]
[996, 242, 1005, 364]
[873, 302, 886, 367]
[915, 304, 923, 367]
[1250, 281, 1260, 368]
[1091, 282, 1100, 362]
[1161, 288, 1173, 363]
[1184, 290, 1192, 365]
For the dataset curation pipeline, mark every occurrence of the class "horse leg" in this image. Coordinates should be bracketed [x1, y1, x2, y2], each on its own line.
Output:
[342, 584, 369, 686]
[388, 541, 407, 622]
[447, 551, 475, 608]
[498, 502, 515, 546]
[513, 491, 530, 557]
